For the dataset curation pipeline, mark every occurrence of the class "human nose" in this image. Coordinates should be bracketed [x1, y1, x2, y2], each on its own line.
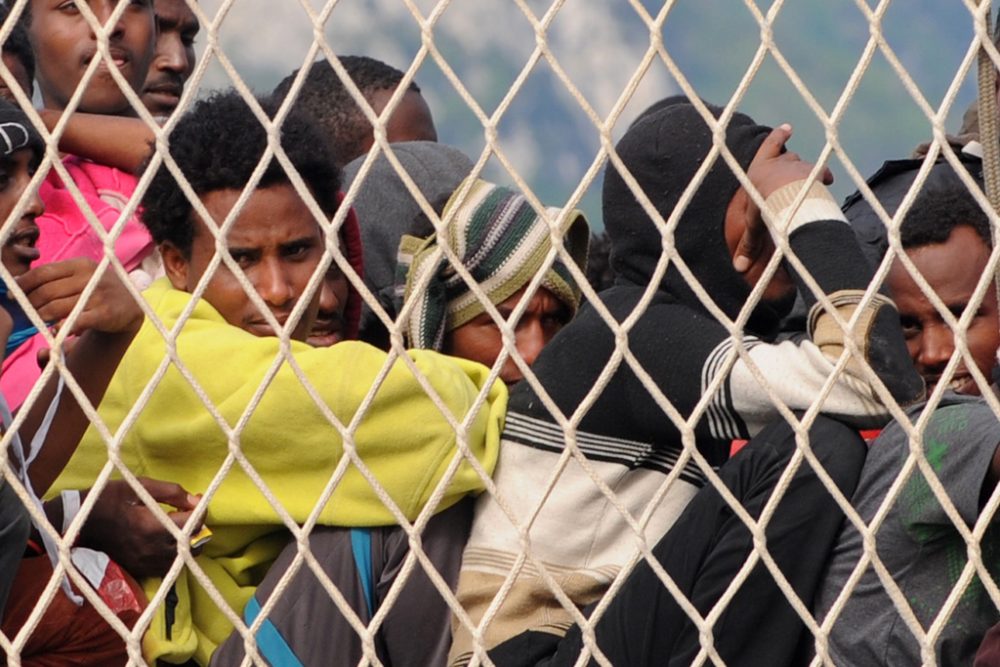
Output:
[22, 185, 43, 220]
[255, 259, 294, 309]
[93, 1, 126, 39]
[156, 35, 189, 74]
[514, 318, 547, 369]
[917, 324, 955, 372]
[317, 280, 336, 315]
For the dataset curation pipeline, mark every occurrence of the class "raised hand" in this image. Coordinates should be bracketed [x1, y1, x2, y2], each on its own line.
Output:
[733, 124, 833, 274]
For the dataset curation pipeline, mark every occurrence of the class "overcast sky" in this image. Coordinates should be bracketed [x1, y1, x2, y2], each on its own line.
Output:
[189, 0, 983, 225]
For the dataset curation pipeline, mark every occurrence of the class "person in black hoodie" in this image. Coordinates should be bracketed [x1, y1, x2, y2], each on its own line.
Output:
[449, 99, 925, 666]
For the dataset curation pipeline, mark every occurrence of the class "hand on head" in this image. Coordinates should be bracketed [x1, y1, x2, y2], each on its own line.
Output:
[732, 124, 833, 274]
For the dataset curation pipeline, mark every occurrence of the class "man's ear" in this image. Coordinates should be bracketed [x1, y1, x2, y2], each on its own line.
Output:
[160, 241, 190, 291]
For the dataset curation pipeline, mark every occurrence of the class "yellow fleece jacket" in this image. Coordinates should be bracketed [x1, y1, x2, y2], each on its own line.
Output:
[50, 279, 506, 664]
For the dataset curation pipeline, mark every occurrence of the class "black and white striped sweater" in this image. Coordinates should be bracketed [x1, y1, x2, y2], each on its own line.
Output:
[449, 102, 923, 665]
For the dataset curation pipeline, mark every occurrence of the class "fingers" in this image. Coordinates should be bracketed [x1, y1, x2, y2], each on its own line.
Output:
[18, 262, 143, 336]
[29, 294, 79, 325]
[821, 165, 834, 185]
[16, 258, 95, 296]
[733, 226, 766, 274]
[137, 476, 201, 511]
[16, 264, 93, 323]
[756, 123, 793, 160]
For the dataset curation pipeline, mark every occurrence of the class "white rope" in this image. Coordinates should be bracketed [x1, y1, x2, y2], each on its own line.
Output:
[2, 2, 999, 666]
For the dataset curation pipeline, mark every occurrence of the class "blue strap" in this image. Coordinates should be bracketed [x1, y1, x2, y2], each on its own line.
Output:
[350, 528, 375, 617]
[243, 596, 304, 667]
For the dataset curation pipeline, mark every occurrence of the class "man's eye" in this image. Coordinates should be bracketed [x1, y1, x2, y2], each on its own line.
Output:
[230, 252, 254, 268]
[541, 315, 566, 332]
[285, 242, 315, 260]
[56, 1, 80, 13]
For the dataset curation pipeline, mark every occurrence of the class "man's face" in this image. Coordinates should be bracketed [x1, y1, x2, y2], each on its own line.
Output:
[0, 150, 43, 277]
[28, 0, 156, 115]
[306, 247, 350, 347]
[141, 0, 198, 117]
[444, 286, 571, 386]
[162, 184, 324, 342]
[889, 225, 1000, 396]
[359, 88, 437, 155]
[0, 53, 33, 102]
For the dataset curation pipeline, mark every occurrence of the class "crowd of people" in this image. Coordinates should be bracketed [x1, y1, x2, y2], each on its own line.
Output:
[0, 1, 999, 665]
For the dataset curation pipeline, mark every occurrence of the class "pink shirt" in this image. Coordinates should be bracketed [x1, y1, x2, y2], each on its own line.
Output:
[1, 156, 154, 410]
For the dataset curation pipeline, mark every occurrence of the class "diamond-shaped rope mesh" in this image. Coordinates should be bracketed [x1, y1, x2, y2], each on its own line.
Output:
[1, 1, 999, 666]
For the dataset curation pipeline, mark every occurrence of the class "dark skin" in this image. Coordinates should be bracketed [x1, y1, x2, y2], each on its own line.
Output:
[140, 0, 199, 118]
[27, 0, 156, 116]
[728, 124, 834, 285]
[884, 226, 1000, 500]
[33, 0, 199, 175]
[1, 258, 205, 579]
[25, 260, 203, 577]
[354, 88, 437, 162]
[0, 150, 44, 277]
[0, 52, 33, 103]
[37, 109, 155, 173]
[0, 153, 202, 577]
[730, 131, 1000, 505]
[444, 286, 571, 386]
[28, 0, 162, 173]
[14, 258, 144, 494]
[306, 256, 350, 348]
[161, 185, 325, 342]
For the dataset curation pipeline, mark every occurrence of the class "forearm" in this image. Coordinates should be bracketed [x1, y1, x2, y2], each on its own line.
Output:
[769, 181, 924, 404]
[39, 110, 155, 174]
[21, 328, 136, 495]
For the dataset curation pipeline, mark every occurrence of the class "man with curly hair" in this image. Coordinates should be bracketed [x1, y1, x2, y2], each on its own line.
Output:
[49, 90, 505, 666]
[273, 55, 437, 167]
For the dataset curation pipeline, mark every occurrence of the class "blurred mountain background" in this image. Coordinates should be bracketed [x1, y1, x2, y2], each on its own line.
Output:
[196, 0, 983, 229]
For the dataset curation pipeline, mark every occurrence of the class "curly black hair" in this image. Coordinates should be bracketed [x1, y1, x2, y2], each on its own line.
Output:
[140, 89, 341, 257]
[901, 183, 993, 250]
[0, 3, 35, 92]
[272, 56, 420, 167]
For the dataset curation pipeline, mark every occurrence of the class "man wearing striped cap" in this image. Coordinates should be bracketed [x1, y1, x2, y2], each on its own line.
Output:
[399, 177, 590, 386]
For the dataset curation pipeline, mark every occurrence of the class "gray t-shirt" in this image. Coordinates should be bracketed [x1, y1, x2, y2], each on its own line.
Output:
[814, 394, 1000, 666]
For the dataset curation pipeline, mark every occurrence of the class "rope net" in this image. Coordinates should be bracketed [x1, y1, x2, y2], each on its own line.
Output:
[0, 1, 997, 666]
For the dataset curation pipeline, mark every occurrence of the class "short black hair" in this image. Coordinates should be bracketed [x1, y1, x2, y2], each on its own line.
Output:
[900, 184, 993, 250]
[141, 89, 341, 257]
[0, 3, 35, 87]
[272, 56, 420, 167]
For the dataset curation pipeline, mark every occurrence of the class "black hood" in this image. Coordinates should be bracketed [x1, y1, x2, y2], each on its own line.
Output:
[603, 100, 777, 330]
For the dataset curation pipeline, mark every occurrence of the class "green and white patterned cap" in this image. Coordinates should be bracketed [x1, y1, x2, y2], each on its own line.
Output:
[398, 178, 590, 351]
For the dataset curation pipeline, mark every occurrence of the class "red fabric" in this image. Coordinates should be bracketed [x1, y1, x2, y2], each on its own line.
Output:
[730, 429, 883, 457]
[1, 555, 145, 666]
[336, 192, 365, 341]
[976, 621, 1000, 666]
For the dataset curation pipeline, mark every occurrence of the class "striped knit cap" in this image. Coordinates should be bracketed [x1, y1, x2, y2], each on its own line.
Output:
[398, 178, 590, 351]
